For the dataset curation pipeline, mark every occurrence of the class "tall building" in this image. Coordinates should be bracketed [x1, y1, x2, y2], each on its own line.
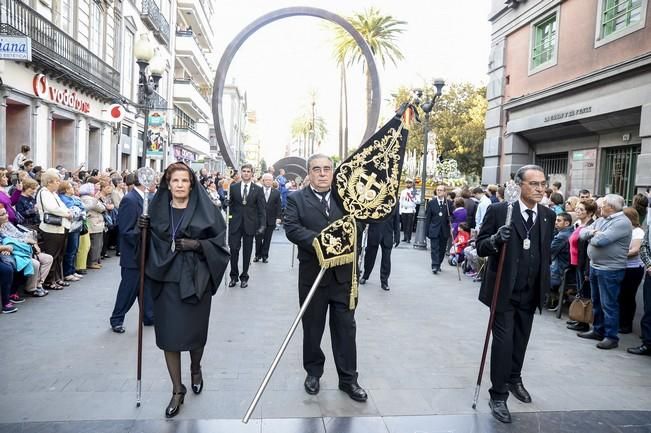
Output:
[484, 0, 651, 201]
[222, 83, 247, 166]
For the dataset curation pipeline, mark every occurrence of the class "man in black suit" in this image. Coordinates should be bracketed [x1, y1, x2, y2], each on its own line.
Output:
[476, 165, 555, 424]
[109, 174, 154, 333]
[359, 208, 400, 290]
[227, 164, 265, 288]
[425, 184, 453, 274]
[284, 154, 368, 403]
[254, 173, 281, 263]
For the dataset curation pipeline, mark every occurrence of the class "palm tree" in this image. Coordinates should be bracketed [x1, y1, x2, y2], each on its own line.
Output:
[291, 113, 327, 158]
[333, 8, 406, 155]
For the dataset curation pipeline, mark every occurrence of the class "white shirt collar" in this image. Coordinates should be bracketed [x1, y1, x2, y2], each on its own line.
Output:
[518, 199, 538, 221]
[134, 187, 145, 200]
[311, 187, 330, 200]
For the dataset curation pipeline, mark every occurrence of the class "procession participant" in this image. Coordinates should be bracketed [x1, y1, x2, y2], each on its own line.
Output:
[254, 173, 281, 263]
[399, 178, 417, 242]
[359, 208, 400, 291]
[425, 184, 453, 274]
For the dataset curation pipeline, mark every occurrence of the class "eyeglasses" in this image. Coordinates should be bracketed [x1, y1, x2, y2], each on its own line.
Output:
[525, 181, 548, 189]
[310, 166, 332, 174]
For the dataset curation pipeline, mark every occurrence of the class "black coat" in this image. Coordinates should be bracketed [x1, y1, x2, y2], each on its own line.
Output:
[425, 198, 453, 239]
[284, 188, 351, 286]
[117, 189, 143, 269]
[262, 187, 282, 227]
[228, 181, 266, 236]
[476, 201, 555, 312]
[367, 209, 400, 248]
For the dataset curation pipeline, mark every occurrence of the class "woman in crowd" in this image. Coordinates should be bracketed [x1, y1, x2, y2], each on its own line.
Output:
[79, 183, 105, 270]
[632, 193, 648, 226]
[15, 178, 40, 229]
[143, 162, 229, 418]
[549, 192, 565, 215]
[565, 196, 580, 222]
[0, 208, 17, 313]
[97, 180, 116, 260]
[451, 197, 467, 238]
[619, 207, 645, 334]
[0, 169, 18, 223]
[58, 181, 85, 282]
[36, 169, 72, 290]
[206, 180, 222, 208]
[567, 199, 597, 331]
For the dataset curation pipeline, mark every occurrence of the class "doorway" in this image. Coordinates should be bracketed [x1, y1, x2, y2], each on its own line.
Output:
[51, 116, 75, 167]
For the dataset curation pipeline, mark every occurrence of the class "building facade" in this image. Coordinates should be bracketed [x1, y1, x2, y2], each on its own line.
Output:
[485, 0, 651, 201]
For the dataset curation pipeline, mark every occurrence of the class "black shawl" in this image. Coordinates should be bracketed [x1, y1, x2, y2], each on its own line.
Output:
[145, 165, 230, 302]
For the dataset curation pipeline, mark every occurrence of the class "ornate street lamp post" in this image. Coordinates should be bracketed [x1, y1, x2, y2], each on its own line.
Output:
[413, 79, 446, 250]
[134, 33, 165, 167]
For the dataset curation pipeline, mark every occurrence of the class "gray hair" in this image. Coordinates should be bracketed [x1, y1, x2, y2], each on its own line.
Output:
[40, 168, 61, 187]
[307, 154, 333, 170]
[514, 164, 545, 185]
[603, 194, 625, 212]
[261, 173, 273, 181]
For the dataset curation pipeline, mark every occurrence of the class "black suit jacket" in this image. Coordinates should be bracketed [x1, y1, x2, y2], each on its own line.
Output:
[228, 181, 266, 236]
[284, 188, 351, 286]
[425, 198, 453, 239]
[367, 208, 400, 248]
[476, 201, 555, 312]
[261, 187, 281, 227]
[118, 189, 143, 270]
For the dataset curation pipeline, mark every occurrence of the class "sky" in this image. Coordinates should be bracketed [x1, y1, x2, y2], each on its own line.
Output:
[213, 1, 492, 166]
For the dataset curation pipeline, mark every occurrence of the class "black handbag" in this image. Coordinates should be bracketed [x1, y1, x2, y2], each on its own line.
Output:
[39, 191, 63, 226]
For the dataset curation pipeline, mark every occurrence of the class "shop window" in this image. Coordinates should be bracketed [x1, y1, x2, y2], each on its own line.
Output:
[529, 9, 559, 75]
[596, 0, 647, 46]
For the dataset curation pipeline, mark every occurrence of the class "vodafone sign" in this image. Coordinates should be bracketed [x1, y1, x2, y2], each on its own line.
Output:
[32, 73, 91, 113]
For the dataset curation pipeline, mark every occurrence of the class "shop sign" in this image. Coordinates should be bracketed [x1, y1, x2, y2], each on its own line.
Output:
[174, 145, 196, 162]
[0, 36, 31, 61]
[147, 111, 166, 158]
[32, 74, 91, 113]
[544, 106, 592, 123]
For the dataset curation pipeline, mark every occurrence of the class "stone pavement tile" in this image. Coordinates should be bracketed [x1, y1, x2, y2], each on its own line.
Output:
[421, 388, 488, 415]
[155, 390, 261, 421]
[323, 416, 389, 433]
[131, 418, 262, 433]
[262, 417, 325, 433]
[259, 389, 322, 418]
[383, 414, 482, 433]
[368, 389, 432, 416]
[0, 420, 136, 433]
[317, 390, 380, 417]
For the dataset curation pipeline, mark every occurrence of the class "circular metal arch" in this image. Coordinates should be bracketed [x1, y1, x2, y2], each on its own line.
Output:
[272, 156, 308, 181]
[212, 7, 381, 169]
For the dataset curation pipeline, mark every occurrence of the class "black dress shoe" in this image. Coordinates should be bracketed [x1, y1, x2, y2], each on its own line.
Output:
[578, 330, 603, 340]
[567, 320, 578, 325]
[112, 325, 125, 333]
[262, 258, 268, 263]
[304, 375, 320, 395]
[240, 280, 248, 288]
[338, 382, 368, 402]
[381, 283, 390, 291]
[567, 322, 590, 332]
[191, 368, 204, 394]
[432, 269, 438, 274]
[489, 398, 511, 423]
[507, 382, 532, 403]
[627, 344, 651, 355]
[165, 384, 186, 418]
[253, 256, 260, 262]
[359, 277, 367, 285]
[619, 326, 633, 334]
[228, 279, 237, 288]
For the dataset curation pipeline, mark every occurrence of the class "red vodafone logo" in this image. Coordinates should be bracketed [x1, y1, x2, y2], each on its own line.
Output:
[108, 104, 125, 122]
[33, 74, 48, 97]
[32, 73, 91, 114]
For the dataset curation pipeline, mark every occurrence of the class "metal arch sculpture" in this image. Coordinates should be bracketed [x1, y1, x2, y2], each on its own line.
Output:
[272, 156, 308, 180]
[212, 7, 382, 169]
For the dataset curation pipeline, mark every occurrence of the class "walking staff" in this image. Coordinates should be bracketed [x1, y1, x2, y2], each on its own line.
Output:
[135, 166, 156, 407]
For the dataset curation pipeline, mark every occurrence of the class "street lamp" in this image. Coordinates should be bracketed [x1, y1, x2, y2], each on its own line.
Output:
[135, 33, 164, 167]
[413, 79, 445, 250]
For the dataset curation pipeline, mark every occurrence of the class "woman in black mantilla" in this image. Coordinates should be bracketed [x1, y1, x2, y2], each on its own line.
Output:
[141, 162, 229, 418]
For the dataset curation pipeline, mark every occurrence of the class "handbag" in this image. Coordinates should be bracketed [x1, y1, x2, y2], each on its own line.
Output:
[39, 192, 63, 226]
[569, 297, 593, 324]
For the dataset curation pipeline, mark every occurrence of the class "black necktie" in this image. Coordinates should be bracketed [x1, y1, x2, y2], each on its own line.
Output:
[525, 209, 534, 231]
[243, 184, 248, 204]
[316, 191, 330, 216]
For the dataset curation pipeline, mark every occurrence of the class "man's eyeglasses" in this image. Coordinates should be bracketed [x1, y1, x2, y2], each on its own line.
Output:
[310, 166, 332, 174]
[525, 181, 548, 189]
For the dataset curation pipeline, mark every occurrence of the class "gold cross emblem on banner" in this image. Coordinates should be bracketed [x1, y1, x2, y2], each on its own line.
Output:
[356, 171, 382, 202]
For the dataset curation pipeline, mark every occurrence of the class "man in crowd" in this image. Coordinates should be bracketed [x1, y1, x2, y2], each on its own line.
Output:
[474, 186, 492, 231]
[284, 154, 367, 403]
[630, 226, 651, 356]
[476, 165, 555, 423]
[399, 178, 417, 243]
[578, 194, 631, 350]
[227, 163, 265, 288]
[276, 168, 288, 212]
[425, 184, 453, 274]
[579, 189, 591, 200]
[254, 173, 281, 263]
[360, 208, 400, 291]
[547, 212, 573, 311]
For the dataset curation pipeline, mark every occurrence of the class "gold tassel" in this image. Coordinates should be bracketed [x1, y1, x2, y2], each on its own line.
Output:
[349, 217, 358, 310]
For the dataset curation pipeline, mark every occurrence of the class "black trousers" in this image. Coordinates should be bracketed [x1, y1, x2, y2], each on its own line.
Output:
[363, 244, 392, 284]
[254, 226, 275, 259]
[40, 231, 67, 285]
[429, 236, 448, 270]
[401, 213, 415, 242]
[299, 270, 357, 384]
[490, 301, 535, 401]
[619, 266, 644, 330]
[229, 232, 254, 281]
[110, 267, 154, 327]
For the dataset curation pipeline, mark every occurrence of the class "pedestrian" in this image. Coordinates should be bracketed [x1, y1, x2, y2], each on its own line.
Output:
[79, 183, 105, 270]
[425, 184, 453, 274]
[474, 186, 491, 231]
[476, 164, 555, 424]
[399, 178, 417, 243]
[254, 173, 281, 263]
[142, 162, 229, 418]
[547, 212, 573, 311]
[618, 207, 644, 334]
[284, 154, 368, 402]
[276, 168, 288, 212]
[628, 223, 651, 356]
[12, 145, 30, 170]
[359, 208, 400, 291]
[451, 197, 467, 238]
[109, 174, 155, 333]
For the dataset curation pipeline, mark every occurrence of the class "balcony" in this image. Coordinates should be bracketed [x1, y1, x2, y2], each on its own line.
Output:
[0, 0, 120, 100]
[141, 0, 170, 46]
[176, 0, 214, 50]
[175, 31, 213, 87]
[173, 79, 211, 120]
[138, 88, 168, 110]
[172, 107, 210, 155]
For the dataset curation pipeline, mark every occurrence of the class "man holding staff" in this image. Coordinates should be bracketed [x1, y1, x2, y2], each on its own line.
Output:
[476, 165, 555, 423]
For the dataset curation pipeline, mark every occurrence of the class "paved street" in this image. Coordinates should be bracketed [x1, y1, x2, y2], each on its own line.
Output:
[1, 230, 650, 432]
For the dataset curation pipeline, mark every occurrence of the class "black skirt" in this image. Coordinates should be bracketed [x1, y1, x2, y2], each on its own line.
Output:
[153, 281, 212, 351]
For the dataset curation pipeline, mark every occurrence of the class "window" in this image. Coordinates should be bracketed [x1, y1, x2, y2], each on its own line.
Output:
[531, 14, 557, 70]
[122, 31, 134, 100]
[596, 0, 647, 46]
[89, 3, 103, 55]
[53, 0, 74, 35]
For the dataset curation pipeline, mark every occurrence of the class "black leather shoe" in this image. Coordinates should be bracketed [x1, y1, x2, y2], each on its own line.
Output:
[359, 278, 367, 285]
[627, 344, 651, 355]
[338, 382, 368, 402]
[304, 375, 320, 395]
[262, 258, 268, 263]
[240, 280, 248, 288]
[191, 369, 203, 394]
[489, 398, 511, 423]
[112, 325, 125, 334]
[381, 283, 390, 291]
[165, 384, 186, 418]
[567, 322, 589, 331]
[619, 326, 632, 334]
[432, 269, 438, 275]
[507, 382, 532, 403]
[253, 257, 260, 262]
[578, 330, 603, 340]
[228, 279, 237, 288]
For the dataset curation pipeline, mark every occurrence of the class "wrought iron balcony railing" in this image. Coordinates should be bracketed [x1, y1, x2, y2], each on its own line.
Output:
[138, 87, 168, 110]
[0, 0, 120, 99]
[141, 0, 170, 46]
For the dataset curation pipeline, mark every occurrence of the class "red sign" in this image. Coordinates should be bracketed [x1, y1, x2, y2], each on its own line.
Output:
[32, 73, 91, 113]
[108, 103, 125, 122]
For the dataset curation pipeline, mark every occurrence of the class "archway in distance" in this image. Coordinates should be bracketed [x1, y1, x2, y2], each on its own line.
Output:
[212, 6, 381, 168]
